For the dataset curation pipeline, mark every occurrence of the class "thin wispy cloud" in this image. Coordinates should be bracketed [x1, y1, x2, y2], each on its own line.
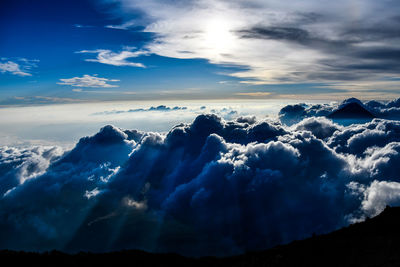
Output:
[73, 24, 94, 28]
[77, 48, 147, 67]
[105, 20, 136, 30]
[57, 74, 119, 88]
[0, 58, 38, 77]
[93, 105, 187, 115]
[72, 88, 137, 94]
[0, 96, 85, 106]
[235, 92, 272, 97]
[107, 0, 400, 91]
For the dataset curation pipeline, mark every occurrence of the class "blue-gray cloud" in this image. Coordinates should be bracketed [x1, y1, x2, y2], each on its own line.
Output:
[1, 105, 400, 256]
[279, 97, 400, 125]
[93, 105, 188, 115]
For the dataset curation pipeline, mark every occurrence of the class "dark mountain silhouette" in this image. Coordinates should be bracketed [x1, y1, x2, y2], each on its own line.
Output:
[2, 206, 400, 266]
[328, 99, 376, 119]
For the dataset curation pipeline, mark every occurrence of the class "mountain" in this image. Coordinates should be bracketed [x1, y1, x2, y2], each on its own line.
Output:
[1, 206, 400, 266]
[328, 98, 376, 119]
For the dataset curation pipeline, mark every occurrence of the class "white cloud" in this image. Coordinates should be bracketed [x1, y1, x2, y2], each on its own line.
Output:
[57, 74, 120, 88]
[84, 187, 102, 199]
[0, 145, 63, 196]
[77, 48, 147, 67]
[105, 20, 136, 30]
[0, 61, 32, 77]
[123, 197, 147, 210]
[360, 180, 400, 217]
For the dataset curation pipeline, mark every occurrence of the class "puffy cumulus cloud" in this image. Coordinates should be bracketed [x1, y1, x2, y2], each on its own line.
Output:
[209, 107, 239, 120]
[347, 180, 400, 220]
[0, 125, 137, 250]
[365, 98, 400, 120]
[57, 74, 119, 88]
[327, 119, 400, 156]
[360, 181, 400, 217]
[280, 97, 400, 125]
[1, 112, 400, 256]
[0, 146, 63, 196]
[294, 117, 343, 140]
[279, 103, 332, 125]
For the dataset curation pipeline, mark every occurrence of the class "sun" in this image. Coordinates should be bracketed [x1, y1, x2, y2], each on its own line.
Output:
[202, 18, 236, 59]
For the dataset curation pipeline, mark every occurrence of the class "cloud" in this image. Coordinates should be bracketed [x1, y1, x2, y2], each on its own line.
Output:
[209, 107, 239, 120]
[234, 92, 272, 97]
[238, 26, 313, 43]
[0, 58, 38, 77]
[93, 105, 188, 115]
[349, 180, 400, 219]
[72, 88, 138, 95]
[105, 20, 136, 30]
[279, 97, 400, 125]
[99, 0, 400, 92]
[84, 188, 102, 199]
[1, 106, 400, 255]
[0, 96, 85, 106]
[73, 24, 94, 28]
[0, 61, 31, 76]
[77, 48, 147, 67]
[279, 102, 331, 125]
[365, 98, 400, 120]
[57, 75, 120, 88]
[0, 146, 63, 196]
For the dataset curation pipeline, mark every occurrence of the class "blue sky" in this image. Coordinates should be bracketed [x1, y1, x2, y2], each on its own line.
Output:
[1, 0, 400, 105]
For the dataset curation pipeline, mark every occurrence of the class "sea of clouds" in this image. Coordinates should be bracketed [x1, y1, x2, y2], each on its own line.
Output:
[279, 97, 400, 125]
[1, 98, 400, 256]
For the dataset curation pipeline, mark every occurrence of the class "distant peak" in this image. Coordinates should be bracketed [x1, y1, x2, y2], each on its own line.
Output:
[339, 98, 364, 109]
[328, 99, 376, 119]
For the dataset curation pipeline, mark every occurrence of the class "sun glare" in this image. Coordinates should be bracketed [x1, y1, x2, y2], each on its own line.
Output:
[202, 18, 236, 58]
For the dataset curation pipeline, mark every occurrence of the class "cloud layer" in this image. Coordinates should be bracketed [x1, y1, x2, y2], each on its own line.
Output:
[102, 0, 400, 94]
[58, 74, 120, 88]
[1, 103, 400, 256]
[93, 105, 188, 115]
[279, 97, 400, 125]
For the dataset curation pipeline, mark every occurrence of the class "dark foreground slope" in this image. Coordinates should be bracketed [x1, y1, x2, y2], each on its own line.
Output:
[2, 206, 400, 267]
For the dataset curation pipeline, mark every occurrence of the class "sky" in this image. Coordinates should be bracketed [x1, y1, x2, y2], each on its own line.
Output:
[1, 0, 400, 106]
